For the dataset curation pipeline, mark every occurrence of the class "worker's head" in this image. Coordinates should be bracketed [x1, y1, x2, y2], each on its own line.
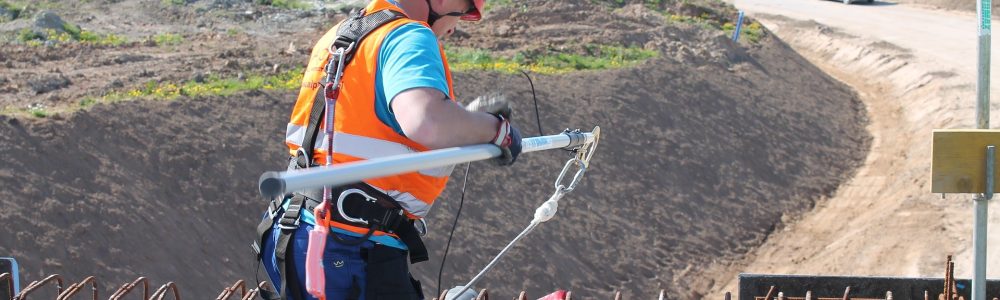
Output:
[420, 0, 483, 40]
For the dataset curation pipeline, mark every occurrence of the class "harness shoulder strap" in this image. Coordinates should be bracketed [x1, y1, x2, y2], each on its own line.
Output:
[297, 9, 405, 166]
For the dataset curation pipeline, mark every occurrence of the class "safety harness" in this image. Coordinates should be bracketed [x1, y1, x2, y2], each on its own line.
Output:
[251, 8, 430, 300]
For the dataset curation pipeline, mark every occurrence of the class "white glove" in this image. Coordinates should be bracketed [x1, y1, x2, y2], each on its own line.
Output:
[465, 92, 512, 119]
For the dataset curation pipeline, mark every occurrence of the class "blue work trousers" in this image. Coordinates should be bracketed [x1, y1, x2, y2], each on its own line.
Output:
[260, 219, 423, 300]
[261, 222, 372, 300]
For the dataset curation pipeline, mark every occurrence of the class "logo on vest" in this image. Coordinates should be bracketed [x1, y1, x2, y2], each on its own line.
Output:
[333, 260, 345, 268]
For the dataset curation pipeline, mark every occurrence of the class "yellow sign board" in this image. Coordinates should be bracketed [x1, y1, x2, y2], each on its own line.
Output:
[931, 129, 1000, 193]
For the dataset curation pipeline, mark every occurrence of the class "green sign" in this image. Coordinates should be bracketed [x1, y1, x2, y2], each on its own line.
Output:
[983, 0, 992, 32]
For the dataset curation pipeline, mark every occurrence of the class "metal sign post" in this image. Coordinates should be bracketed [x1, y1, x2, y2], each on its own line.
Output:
[975, 0, 992, 298]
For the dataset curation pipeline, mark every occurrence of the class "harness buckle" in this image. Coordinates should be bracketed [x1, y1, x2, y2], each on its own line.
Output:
[277, 201, 303, 230]
[266, 199, 281, 220]
[336, 188, 377, 226]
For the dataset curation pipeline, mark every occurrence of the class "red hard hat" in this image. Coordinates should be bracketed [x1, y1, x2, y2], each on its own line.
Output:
[461, 0, 484, 21]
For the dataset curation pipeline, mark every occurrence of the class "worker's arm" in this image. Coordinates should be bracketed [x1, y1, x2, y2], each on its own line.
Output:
[392, 87, 499, 149]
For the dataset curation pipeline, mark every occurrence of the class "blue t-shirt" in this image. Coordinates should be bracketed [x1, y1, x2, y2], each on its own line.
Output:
[374, 22, 451, 136]
[295, 20, 448, 250]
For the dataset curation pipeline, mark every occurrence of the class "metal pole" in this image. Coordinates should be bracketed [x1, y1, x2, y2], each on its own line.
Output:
[974, 0, 992, 298]
[974, 146, 994, 300]
[259, 130, 597, 198]
[732, 10, 745, 42]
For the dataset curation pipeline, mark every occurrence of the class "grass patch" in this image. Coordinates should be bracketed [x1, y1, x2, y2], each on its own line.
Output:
[29, 107, 48, 118]
[256, 0, 310, 10]
[17, 26, 128, 47]
[151, 33, 183, 46]
[2, 68, 305, 118]
[723, 21, 764, 43]
[0, 1, 23, 21]
[161, 0, 187, 5]
[103, 68, 304, 102]
[447, 45, 658, 74]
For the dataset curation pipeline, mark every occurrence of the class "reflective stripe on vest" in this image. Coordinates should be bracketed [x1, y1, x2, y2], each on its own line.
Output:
[287, 124, 454, 178]
[283, 0, 456, 219]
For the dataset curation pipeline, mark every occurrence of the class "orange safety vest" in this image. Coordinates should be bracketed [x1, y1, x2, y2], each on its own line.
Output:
[284, 0, 456, 233]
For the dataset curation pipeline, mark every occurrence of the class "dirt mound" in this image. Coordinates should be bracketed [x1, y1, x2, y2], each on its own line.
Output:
[0, 0, 869, 298]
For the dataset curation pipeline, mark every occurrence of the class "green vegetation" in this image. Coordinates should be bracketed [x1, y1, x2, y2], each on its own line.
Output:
[161, 0, 187, 5]
[29, 107, 48, 118]
[102, 68, 303, 102]
[723, 21, 765, 44]
[152, 33, 183, 46]
[447, 45, 658, 74]
[16, 26, 128, 47]
[255, 0, 311, 10]
[3, 68, 306, 118]
[0, 1, 23, 21]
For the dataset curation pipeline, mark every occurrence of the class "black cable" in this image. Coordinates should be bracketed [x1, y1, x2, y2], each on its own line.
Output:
[437, 162, 471, 297]
[519, 70, 544, 136]
[435, 71, 544, 297]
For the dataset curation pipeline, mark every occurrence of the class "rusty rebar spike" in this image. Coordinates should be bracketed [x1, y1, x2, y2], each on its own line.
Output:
[764, 286, 776, 300]
[150, 282, 180, 300]
[110, 276, 149, 300]
[216, 279, 247, 300]
[56, 276, 98, 300]
[842, 286, 851, 300]
[945, 256, 953, 300]
[475, 289, 489, 300]
[243, 281, 271, 300]
[949, 261, 957, 300]
[0, 273, 13, 300]
[14, 274, 64, 300]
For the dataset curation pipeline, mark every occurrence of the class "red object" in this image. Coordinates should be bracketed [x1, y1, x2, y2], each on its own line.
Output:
[537, 290, 567, 300]
[461, 0, 484, 21]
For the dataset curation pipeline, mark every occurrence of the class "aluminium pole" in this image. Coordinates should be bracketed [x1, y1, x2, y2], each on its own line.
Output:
[259, 129, 598, 198]
[974, 0, 992, 299]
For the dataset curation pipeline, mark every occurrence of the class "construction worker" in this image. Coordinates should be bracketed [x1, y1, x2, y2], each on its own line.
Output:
[253, 0, 521, 299]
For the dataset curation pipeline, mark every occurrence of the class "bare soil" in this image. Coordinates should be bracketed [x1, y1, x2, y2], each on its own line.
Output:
[0, 0, 870, 298]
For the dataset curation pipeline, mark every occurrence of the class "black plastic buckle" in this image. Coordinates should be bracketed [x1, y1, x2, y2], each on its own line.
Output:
[277, 201, 302, 230]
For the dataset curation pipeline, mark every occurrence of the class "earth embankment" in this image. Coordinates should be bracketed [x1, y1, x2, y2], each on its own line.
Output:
[0, 1, 869, 298]
[708, 2, 1000, 296]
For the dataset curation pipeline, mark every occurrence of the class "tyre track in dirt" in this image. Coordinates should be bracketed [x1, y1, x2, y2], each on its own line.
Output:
[708, 1, 1000, 297]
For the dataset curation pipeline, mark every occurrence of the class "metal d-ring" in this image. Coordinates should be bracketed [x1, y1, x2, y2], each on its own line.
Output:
[336, 188, 376, 225]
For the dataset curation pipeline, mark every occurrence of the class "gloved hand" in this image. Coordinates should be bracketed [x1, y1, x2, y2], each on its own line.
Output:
[491, 115, 522, 166]
[465, 92, 512, 120]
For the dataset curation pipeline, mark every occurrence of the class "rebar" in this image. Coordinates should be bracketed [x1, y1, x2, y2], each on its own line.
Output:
[0, 273, 13, 300]
[764, 286, 777, 300]
[14, 274, 63, 300]
[150, 282, 179, 300]
[240, 281, 270, 300]
[109, 277, 149, 300]
[56, 276, 97, 300]
[215, 280, 247, 300]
